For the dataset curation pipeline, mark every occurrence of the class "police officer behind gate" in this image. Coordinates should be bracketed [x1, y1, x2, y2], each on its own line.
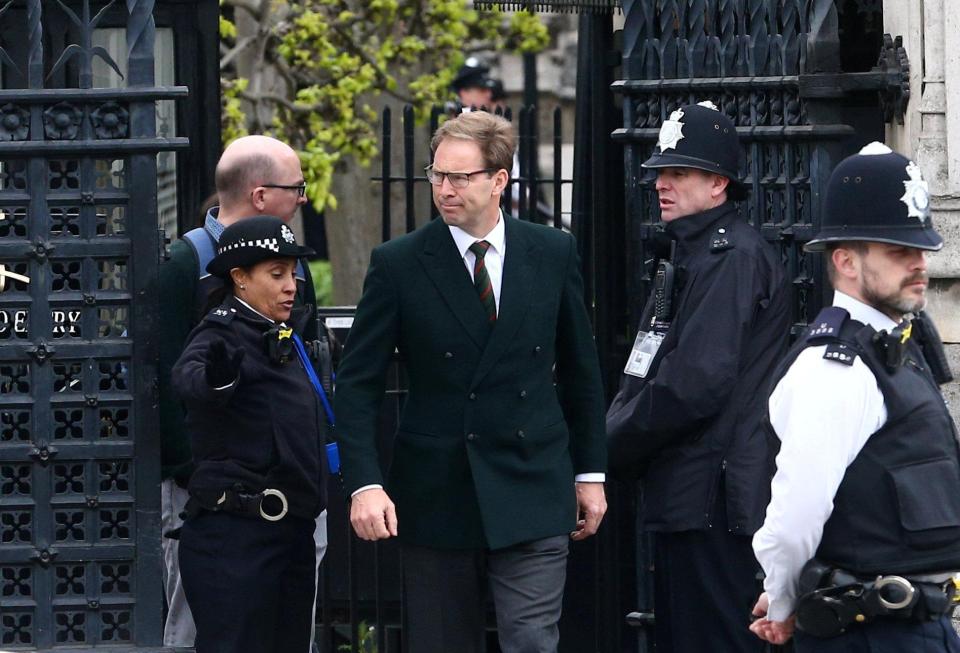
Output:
[172, 216, 327, 653]
[606, 101, 789, 652]
[750, 143, 960, 651]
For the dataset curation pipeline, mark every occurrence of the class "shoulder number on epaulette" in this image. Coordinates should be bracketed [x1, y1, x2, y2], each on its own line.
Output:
[823, 343, 857, 366]
[205, 306, 237, 325]
[710, 227, 734, 253]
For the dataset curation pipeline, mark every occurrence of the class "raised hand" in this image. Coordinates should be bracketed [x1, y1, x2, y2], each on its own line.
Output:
[205, 339, 245, 388]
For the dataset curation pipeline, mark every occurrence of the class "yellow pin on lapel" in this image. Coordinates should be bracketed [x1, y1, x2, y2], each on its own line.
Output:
[900, 322, 912, 345]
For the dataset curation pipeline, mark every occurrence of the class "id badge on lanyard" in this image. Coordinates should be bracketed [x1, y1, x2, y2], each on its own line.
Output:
[624, 329, 665, 378]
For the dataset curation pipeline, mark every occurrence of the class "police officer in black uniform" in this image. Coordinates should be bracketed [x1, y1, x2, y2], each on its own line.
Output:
[606, 101, 790, 652]
[750, 143, 960, 652]
[173, 216, 328, 653]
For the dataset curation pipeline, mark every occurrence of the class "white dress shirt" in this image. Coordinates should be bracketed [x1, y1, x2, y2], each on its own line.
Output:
[752, 291, 893, 621]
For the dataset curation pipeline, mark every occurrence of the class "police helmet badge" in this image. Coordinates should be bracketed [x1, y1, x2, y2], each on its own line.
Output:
[696, 100, 719, 111]
[899, 161, 930, 222]
[657, 108, 685, 151]
[280, 224, 296, 244]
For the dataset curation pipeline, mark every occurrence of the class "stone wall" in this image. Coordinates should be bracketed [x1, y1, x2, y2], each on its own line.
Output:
[885, 0, 960, 416]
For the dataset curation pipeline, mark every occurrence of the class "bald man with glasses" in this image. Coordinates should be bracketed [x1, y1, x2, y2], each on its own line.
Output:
[334, 111, 607, 653]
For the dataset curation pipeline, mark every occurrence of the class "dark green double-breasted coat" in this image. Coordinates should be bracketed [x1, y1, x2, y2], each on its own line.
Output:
[334, 216, 606, 550]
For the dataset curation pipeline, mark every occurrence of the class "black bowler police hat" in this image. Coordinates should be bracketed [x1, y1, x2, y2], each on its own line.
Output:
[642, 101, 748, 201]
[451, 57, 492, 92]
[207, 215, 315, 278]
[805, 142, 943, 252]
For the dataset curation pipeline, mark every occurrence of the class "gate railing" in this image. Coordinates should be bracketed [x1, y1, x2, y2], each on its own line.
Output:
[0, 1, 187, 649]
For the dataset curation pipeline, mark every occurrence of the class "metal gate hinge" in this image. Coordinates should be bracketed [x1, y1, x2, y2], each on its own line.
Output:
[798, 33, 910, 125]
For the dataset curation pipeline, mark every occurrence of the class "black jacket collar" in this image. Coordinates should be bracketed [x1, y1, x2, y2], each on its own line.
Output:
[664, 202, 738, 244]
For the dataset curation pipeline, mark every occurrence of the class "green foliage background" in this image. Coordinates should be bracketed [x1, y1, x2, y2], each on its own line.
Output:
[220, 0, 549, 213]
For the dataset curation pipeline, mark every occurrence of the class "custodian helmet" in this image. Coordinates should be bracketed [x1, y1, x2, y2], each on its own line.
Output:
[805, 142, 943, 252]
[642, 101, 747, 201]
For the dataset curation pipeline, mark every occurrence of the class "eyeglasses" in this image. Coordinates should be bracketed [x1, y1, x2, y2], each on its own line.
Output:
[261, 183, 307, 198]
[424, 165, 495, 189]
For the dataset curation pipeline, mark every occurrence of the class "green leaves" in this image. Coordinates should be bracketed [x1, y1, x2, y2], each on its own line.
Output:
[220, 0, 550, 211]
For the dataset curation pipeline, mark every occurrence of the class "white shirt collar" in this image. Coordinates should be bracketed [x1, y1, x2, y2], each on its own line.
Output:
[832, 291, 900, 332]
[448, 211, 506, 259]
[234, 296, 284, 326]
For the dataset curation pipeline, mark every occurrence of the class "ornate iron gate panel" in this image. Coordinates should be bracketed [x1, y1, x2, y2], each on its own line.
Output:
[0, 1, 187, 649]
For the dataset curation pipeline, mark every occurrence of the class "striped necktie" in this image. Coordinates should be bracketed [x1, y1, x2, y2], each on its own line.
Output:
[468, 240, 497, 323]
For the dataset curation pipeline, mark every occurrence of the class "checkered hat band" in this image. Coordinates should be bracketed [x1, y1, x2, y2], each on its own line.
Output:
[218, 238, 280, 255]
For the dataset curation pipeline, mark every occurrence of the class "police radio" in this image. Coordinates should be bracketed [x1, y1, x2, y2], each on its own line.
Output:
[652, 260, 675, 332]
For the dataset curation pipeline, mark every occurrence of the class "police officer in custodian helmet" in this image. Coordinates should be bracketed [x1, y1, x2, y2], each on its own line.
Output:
[750, 143, 960, 652]
[606, 101, 789, 652]
[172, 216, 328, 653]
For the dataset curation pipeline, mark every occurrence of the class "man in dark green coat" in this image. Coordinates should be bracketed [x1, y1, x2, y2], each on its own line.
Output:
[334, 111, 607, 653]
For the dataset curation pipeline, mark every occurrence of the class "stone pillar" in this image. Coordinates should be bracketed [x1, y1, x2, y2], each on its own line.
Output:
[885, 0, 960, 416]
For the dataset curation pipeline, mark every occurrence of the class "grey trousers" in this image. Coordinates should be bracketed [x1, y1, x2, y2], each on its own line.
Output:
[401, 535, 569, 653]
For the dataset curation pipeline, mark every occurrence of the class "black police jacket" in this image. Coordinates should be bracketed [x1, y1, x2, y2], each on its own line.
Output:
[606, 202, 789, 534]
[774, 307, 960, 576]
[172, 295, 327, 519]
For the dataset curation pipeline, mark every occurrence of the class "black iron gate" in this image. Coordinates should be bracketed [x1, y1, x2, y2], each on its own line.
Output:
[0, 1, 187, 649]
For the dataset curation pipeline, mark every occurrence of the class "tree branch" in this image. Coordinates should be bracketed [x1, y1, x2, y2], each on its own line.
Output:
[220, 34, 258, 71]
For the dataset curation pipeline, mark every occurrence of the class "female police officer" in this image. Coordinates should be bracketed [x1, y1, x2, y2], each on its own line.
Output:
[172, 215, 327, 653]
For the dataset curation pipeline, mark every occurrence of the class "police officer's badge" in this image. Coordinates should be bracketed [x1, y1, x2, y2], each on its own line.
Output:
[658, 108, 685, 151]
[280, 224, 296, 244]
[899, 161, 930, 222]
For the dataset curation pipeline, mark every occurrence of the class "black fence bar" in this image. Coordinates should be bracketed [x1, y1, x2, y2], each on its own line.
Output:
[515, 106, 530, 219]
[381, 106, 392, 243]
[403, 105, 416, 235]
[553, 107, 563, 229]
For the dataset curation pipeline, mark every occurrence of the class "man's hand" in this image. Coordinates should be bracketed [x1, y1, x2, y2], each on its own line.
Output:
[571, 482, 607, 541]
[350, 487, 398, 541]
[749, 592, 795, 645]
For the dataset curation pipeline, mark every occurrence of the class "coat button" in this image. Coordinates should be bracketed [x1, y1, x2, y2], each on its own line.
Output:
[468, 392, 477, 401]
[519, 390, 527, 399]
[444, 351, 454, 359]
[516, 430, 525, 439]
[533, 346, 542, 354]
[466, 433, 478, 441]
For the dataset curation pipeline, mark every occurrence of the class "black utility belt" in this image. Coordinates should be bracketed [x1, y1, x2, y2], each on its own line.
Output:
[796, 560, 959, 638]
[184, 485, 297, 522]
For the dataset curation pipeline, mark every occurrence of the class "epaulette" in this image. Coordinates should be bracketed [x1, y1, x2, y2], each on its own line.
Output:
[806, 306, 861, 366]
[710, 227, 734, 253]
[204, 305, 237, 326]
[823, 342, 857, 366]
[805, 306, 849, 342]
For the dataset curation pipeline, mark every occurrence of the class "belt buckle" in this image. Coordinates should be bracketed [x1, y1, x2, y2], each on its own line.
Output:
[874, 575, 915, 610]
[258, 488, 288, 522]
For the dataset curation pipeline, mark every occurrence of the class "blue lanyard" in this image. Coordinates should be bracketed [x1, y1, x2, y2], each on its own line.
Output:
[292, 332, 335, 427]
